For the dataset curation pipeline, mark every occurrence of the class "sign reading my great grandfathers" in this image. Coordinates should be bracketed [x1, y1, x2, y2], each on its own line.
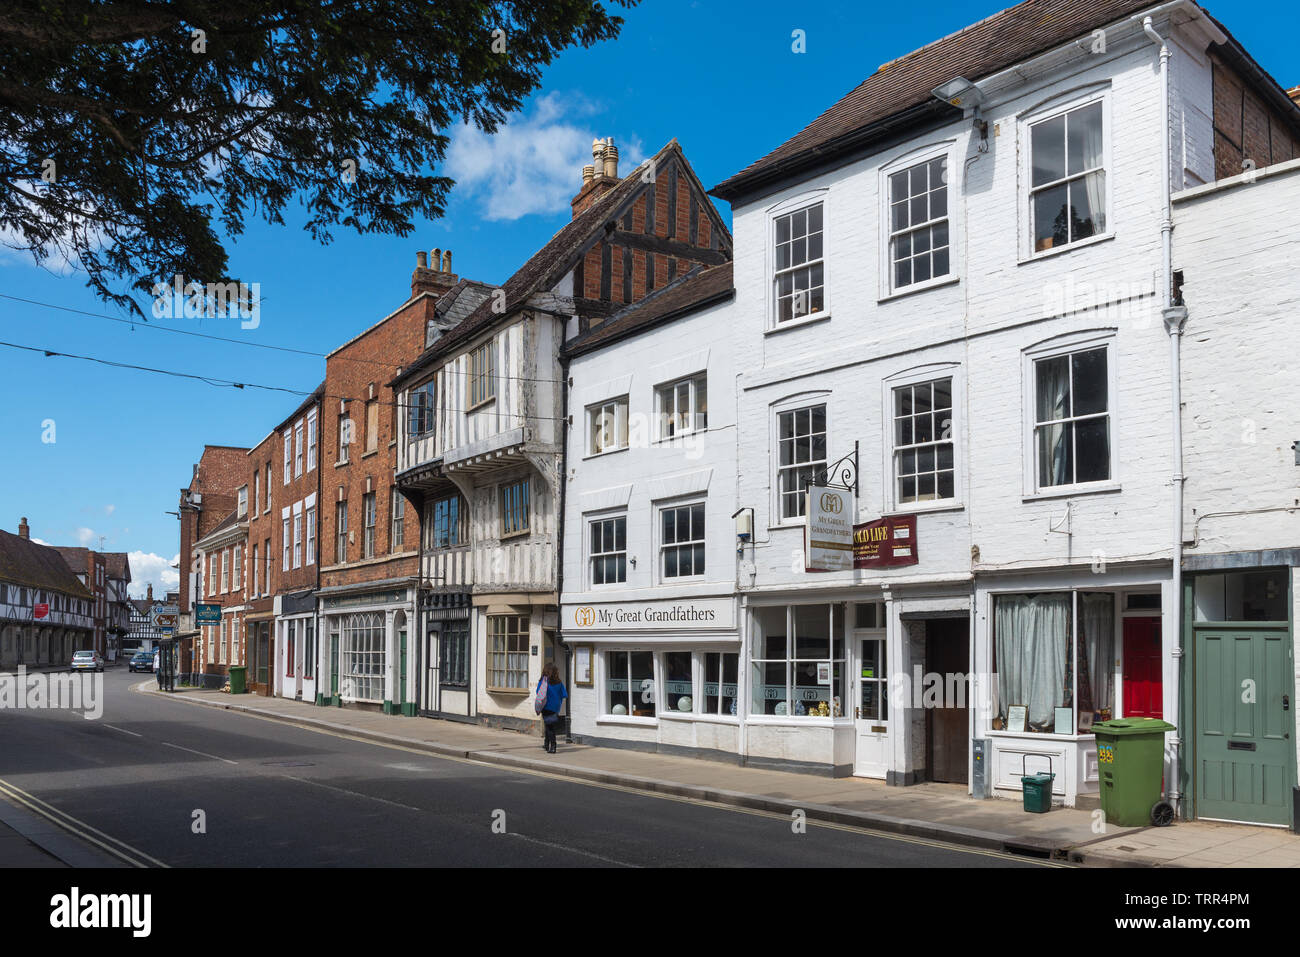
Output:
[853, 514, 919, 569]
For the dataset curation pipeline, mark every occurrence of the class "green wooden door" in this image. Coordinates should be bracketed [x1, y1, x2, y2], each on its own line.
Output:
[398, 628, 407, 708]
[1195, 623, 1293, 825]
[330, 632, 339, 697]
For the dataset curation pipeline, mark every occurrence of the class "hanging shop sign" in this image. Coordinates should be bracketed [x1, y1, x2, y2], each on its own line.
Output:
[853, 514, 919, 569]
[805, 485, 853, 572]
[195, 603, 222, 624]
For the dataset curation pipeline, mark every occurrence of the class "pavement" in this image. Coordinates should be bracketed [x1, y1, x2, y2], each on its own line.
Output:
[135, 679, 1300, 867]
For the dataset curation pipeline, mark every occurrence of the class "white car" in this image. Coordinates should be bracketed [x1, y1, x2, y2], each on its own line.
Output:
[71, 650, 104, 673]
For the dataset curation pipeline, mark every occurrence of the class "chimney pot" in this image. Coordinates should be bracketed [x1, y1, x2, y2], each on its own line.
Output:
[432, 248, 442, 272]
[442, 249, 452, 273]
[604, 141, 619, 180]
[18, 517, 29, 540]
[416, 250, 427, 269]
[147, 583, 153, 601]
[582, 164, 594, 186]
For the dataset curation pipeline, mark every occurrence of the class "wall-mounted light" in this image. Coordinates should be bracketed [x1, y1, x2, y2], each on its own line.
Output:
[931, 76, 989, 146]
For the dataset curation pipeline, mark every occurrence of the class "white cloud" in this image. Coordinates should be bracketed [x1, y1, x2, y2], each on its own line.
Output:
[445, 92, 644, 221]
[76, 527, 96, 546]
[127, 552, 180, 599]
[104, 504, 116, 516]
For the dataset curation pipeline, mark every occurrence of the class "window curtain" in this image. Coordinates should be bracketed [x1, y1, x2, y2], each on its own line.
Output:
[1078, 105, 1105, 232]
[1036, 357, 1070, 485]
[996, 594, 1070, 730]
[1078, 593, 1114, 717]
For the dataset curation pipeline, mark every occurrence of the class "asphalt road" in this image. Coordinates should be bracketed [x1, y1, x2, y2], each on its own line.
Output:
[0, 668, 1054, 868]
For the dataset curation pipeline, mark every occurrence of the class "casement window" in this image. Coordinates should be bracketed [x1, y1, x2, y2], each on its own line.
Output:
[660, 502, 705, 579]
[282, 518, 291, 570]
[305, 507, 316, 565]
[263, 538, 271, 594]
[237, 485, 248, 519]
[657, 374, 707, 438]
[500, 479, 529, 537]
[605, 650, 655, 717]
[221, 551, 229, 593]
[468, 340, 496, 407]
[335, 502, 348, 563]
[1029, 100, 1105, 253]
[439, 622, 470, 687]
[888, 156, 949, 290]
[776, 404, 827, 521]
[292, 512, 303, 568]
[427, 494, 465, 549]
[773, 202, 825, 323]
[487, 615, 529, 692]
[751, 604, 846, 717]
[338, 413, 351, 464]
[365, 400, 379, 453]
[362, 492, 377, 558]
[294, 420, 304, 476]
[265, 465, 272, 511]
[302, 619, 315, 679]
[1033, 345, 1110, 489]
[408, 381, 436, 437]
[251, 545, 259, 596]
[588, 397, 628, 455]
[993, 591, 1114, 733]
[892, 377, 955, 504]
[306, 411, 318, 471]
[232, 545, 242, 590]
[283, 430, 292, 484]
[589, 515, 627, 586]
[390, 490, 404, 553]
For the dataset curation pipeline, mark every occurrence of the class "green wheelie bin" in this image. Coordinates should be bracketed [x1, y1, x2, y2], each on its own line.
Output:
[1093, 717, 1176, 827]
[228, 665, 248, 695]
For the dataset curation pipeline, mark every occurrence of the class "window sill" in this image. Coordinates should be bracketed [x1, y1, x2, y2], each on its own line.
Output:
[986, 730, 1096, 743]
[334, 460, 350, 469]
[596, 714, 658, 727]
[467, 397, 497, 414]
[765, 311, 831, 336]
[885, 500, 964, 517]
[1020, 231, 1115, 264]
[486, 686, 529, 696]
[745, 715, 849, 726]
[361, 449, 378, 460]
[659, 711, 739, 725]
[1022, 482, 1121, 503]
[499, 529, 531, 542]
[651, 428, 710, 446]
[878, 274, 959, 303]
[583, 446, 629, 462]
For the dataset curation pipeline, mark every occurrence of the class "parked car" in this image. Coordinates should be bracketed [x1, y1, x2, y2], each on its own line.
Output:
[71, 650, 104, 673]
[128, 650, 153, 673]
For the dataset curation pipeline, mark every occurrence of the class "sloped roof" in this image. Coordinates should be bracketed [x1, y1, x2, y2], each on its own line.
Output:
[565, 263, 734, 358]
[104, 552, 131, 582]
[0, 531, 93, 597]
[713, 0, 1183, 199]
[420, 139, 730, 364]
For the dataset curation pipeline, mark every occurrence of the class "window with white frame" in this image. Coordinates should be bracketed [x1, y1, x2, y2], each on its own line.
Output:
[605, 650, 655, 717]
[294, 421, 304, 476]
[220, 618, 227, 664]
[888, 156, 949, 290]
[390, 490, 404, 553]
[251, 544, 259, 596]
[362, 492, 377, 558]
[588, 397, 628, 455]
[292, 512, 302, 568]
[283, 430, 291, 484]
[468, 340, 496, 407]
[656, 374, 707, 438]
[408, 381, 436, 437]
[892, 377, 954, 504]
[263, 537, 271, 594]
[751, 604, 846, 717]
[487, 615, 529, 691]
[265, 464, 272, 510]
[237, 485, 248, 518]
[307, 410, 318, 471]
[1029, 99, 1105, 253]
[335, 502, 347, 563]
[338, 413, 351, 464]
[773, 202, 825, 323]
[340, 611, 385, 702]
[589, 515, 627, 586]
[232, 545, 242, 590]
[500, 479, 529, 537]
[776, 404, 827, 520]
[660, 502, 704, 579]
[704, 651, 740, 716]
[221, 550, 229, 593]
[1033, 345, 1109, 489]
[282, 518, 291, 570]
[305, 507, 316, 565]
[253, 471, 260, 514]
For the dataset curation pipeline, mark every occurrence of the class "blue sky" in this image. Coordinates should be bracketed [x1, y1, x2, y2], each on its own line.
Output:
[1, 0, 1294, 597]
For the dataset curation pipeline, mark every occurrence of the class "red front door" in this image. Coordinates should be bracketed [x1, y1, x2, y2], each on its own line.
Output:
[1122, 617, 1162, 718]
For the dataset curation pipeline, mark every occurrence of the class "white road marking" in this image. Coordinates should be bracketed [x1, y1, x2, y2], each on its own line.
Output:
[160, 741, 238, 765]
[0, 777, 168, 868]
[507, 831, 637, 867]
[103, 724, 142, 737]
[279, 773, 421, 811]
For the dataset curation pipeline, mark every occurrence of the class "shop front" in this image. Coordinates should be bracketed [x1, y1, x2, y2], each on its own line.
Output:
[419, 591, 473, 720]
[973, 564, 1172, 808]
[275, 589, 317, 703]
[244, 611, 274, 696]
[317, 582, 416, 712]
[564, 596, 741, 760]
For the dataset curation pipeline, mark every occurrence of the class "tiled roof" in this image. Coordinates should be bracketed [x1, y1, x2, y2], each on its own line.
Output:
[104, 551, 131, 581]
[565, 263, 734, 358]
[0, 531, 93, 597]
[712, 0, 1179, 199]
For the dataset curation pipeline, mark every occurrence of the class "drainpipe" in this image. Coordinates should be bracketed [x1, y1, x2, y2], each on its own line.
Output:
[1140, 13, 1186, 815]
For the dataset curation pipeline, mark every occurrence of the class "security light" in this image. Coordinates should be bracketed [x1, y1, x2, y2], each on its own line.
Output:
[930, 77, 985, 109]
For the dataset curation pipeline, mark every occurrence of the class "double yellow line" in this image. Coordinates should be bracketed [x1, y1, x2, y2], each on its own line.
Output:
[0, 777, 168, 868]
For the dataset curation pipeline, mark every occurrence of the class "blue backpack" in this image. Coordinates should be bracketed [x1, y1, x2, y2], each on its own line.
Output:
[534, 676, 549, 714]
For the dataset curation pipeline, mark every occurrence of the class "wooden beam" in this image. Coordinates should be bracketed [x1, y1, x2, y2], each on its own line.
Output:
[623, 246, 632, 303]
[610, 230, 729, 264]
[600, 242, 611, 301]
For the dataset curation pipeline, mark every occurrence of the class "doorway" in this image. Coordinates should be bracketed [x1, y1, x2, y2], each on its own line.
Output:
[924, 617, 969, 785]
[1122, 616, 1162, 717]
[854, 634, 889, 778]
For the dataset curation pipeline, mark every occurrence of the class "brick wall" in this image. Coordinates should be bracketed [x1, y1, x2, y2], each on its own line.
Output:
[1211, 53, 1299, 181]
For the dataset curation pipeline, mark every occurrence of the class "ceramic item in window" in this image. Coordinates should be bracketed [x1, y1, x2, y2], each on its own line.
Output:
[729, 699, 737, 716]
[677, 696, 692, 712]
[774, 701, 788, 716]
[794, 700, 806, 716]
[611, 703, 627, 716]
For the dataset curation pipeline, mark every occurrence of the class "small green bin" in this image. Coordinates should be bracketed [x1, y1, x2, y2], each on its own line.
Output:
[228, 665, 248, 695]
[1093, 717, 1176, 827]
[1020, 755, 1055, 813]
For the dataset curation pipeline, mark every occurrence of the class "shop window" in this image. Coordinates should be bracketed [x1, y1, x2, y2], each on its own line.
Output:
[303, 620, 315, 680]
[606, 650, 655, 717]
[340, 612, 384, 702]
[992, 591, 1114, 734]
[286, 619, 296, 676]
[703, 652, 739, 716]
[440, 623, 470, 687]
[487, 615, 529, 692]
[855, 601, 885, 628]
[662, 651, 693, 713]
[1193, 570, 1288, 622]
[750, 604, 846, 717]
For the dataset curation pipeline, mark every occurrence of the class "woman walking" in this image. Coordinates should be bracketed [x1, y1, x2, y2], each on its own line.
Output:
[536, 662, 567, 753]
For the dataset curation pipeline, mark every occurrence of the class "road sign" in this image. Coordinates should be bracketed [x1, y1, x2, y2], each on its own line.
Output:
[152, 604, 179, 628]
[154, 614, 178, 629]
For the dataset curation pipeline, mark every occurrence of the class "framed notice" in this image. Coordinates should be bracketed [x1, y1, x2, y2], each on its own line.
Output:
[1007, 705, 1028, 734]
[816, 662, 831, 685]
[1054, 707, 1074, 735]
[573, 644, 594, 687]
